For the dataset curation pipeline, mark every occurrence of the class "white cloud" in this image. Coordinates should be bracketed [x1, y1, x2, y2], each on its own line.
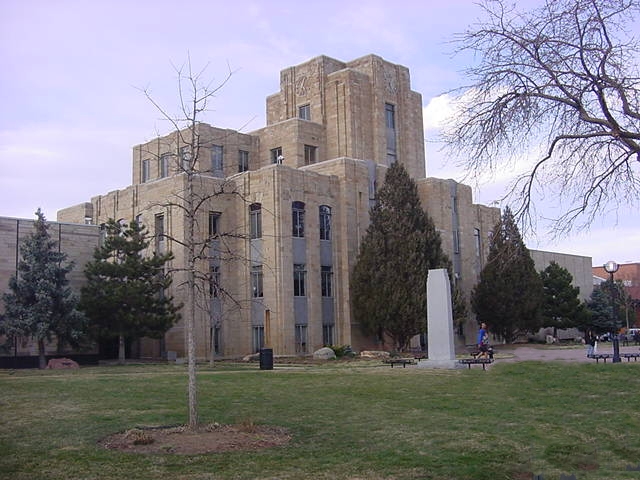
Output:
[0, 144, 62, 160]
[423, 94, 456, 130]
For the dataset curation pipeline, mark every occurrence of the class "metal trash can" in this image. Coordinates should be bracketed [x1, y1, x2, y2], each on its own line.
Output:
[259, 348, 273, 370]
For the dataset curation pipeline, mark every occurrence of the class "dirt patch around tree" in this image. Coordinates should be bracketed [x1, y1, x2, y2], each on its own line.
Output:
[99, 423, 291, 455]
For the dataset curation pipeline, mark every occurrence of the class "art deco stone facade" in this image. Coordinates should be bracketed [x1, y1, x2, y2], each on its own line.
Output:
[54, 54, 501, 358]
[0, 216, 99, 357]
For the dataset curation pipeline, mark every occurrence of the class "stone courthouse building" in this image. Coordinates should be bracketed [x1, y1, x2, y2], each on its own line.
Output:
[7, 54, 501, 360]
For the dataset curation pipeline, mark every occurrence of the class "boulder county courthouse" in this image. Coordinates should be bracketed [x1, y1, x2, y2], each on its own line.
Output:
[3, 54, 504, 361]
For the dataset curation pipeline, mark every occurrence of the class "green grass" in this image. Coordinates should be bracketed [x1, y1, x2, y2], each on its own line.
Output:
[1, 360, 639, 480]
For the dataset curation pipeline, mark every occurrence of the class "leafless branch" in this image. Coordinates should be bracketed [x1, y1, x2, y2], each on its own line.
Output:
[444, 0, 640, 234]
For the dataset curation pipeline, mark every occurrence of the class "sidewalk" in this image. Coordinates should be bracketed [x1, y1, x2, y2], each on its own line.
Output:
[497, 344, 640, 363]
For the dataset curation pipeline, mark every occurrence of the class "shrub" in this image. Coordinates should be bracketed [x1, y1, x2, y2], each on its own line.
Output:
[328, 345, 355, 358]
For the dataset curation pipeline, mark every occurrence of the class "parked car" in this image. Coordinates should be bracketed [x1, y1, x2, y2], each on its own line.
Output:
[598, 333, 612, 342]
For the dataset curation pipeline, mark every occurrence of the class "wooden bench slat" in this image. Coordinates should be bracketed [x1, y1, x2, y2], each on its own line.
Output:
[458, 358, 493, 370]
[383, 358, 416, 368]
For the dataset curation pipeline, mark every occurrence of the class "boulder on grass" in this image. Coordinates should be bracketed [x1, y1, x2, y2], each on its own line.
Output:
[313, 347, 336, 360]
[46, 358, 79, 369]
[242, 353, 260, 362]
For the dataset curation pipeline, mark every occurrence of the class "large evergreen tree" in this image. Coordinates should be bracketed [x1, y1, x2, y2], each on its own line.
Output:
[351, 162, 449, 350]
[540, 261, 588, 337]
[586, 280, 628, 334]
[79, 219, 180, 364]
[471, 206, 543, 343]
[1, 209, 85, 369]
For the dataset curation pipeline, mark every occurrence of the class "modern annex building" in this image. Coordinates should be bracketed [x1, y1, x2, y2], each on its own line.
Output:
[8, 54, 502, 360]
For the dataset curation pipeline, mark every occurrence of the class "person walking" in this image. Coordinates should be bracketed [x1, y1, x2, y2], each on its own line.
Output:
[585, 330, 596, 357]
[477, 322, 489, 358]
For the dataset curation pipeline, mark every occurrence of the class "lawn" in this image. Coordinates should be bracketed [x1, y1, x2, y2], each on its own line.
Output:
[1, 359, 639, 480]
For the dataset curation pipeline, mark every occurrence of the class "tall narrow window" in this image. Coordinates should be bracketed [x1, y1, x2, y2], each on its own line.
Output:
[142, 159, 150, 183]
[322, 325, 334, 347]
[453, 230, 460, 254]
[155, 214, 165, 251]
[155, 214, 164, 239]
[251, 265, 263, 298]
[208, 212, 220, 238]
[292, 201, 305, 238]
[319, 205, 331, 241]
[180, 146, 191, 171]
[249, 203, 262, 239]
[474, 228, 481, 257]
[295, 324, 308, 353]
[211, 145, 223, 172]
[321, 266, 333, 297]
[212, 325, 221, 354]
[385, 103, 397, 164]
[210, 266, 220, 297]
[298, 104, 310, 120]
[252, 326, 264, 353]
[293, 264, 306, 297]
[238, 150, 249, 172]
[304, 145, 317, 165]
[270, 147, 283, 164]
[385, 103, 396, 129]
[160, 154, 170, 178]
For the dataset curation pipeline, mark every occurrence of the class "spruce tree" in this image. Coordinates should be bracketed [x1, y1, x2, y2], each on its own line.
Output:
[79, 219, 180, 364]
[351, 162, 449, 350]
[540, 261, 587, 337]
[586, 280, 627, 334]
[471, 206, 543, 342]
[1, 209, 85, 369]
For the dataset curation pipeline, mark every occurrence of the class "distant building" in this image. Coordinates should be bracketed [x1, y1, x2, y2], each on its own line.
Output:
[0, 216, 99, 361]
[529, 249, 593, 341]
[3, 55, 501, 360]
[530, 250, 593, 301]
[592, 262, 640, 329]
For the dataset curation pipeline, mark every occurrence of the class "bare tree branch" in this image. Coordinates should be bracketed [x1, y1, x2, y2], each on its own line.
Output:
[138, 57, 250, 430]
[443, 0, 640, 234]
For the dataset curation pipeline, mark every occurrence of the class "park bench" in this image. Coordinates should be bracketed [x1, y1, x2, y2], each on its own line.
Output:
[458, 358, 493, 370]
[383, 358, 416, 368]
[588, 353, 613, 363]
[409, 348, 428, 360]
[465, 344, 494, 360]
[621, 353, 640, 362]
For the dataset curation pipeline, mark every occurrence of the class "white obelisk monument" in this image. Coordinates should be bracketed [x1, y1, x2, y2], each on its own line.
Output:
[418, 268, 463, 369]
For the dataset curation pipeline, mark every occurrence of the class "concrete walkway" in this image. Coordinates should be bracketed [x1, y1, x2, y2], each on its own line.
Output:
[496, 344, 640, 363]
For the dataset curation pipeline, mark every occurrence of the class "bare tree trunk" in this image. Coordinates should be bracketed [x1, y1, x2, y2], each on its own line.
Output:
[209, 327, 215, 366]
[140, 59, 236, 430]
[118, 333, 126, 365]
[38, 339, 46, 369]
[187, 262, 198, 428]
[186, 137, 198, 430]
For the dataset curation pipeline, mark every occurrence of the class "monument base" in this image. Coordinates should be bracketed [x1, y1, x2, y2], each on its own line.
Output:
[417, 359, 465, 370]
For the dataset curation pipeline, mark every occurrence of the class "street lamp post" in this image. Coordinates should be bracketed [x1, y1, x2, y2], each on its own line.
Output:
[603, 260, 621, 363]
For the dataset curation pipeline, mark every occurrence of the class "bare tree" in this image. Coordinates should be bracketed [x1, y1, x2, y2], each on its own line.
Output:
[444, 0, 640, 233]
[139, 57, 249, 429]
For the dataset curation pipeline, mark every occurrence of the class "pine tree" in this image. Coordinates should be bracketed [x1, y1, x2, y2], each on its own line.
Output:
[351, 162, 449, 350]
[471, 206, 544, 343]
[1, 209, 85, 369]
[586, 280, 627, 334]
[540, 261, 587, 337]
[79, 219, 180, 364]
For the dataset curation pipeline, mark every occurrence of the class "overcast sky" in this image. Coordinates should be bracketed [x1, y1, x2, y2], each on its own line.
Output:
[1, 0, 638, 266]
